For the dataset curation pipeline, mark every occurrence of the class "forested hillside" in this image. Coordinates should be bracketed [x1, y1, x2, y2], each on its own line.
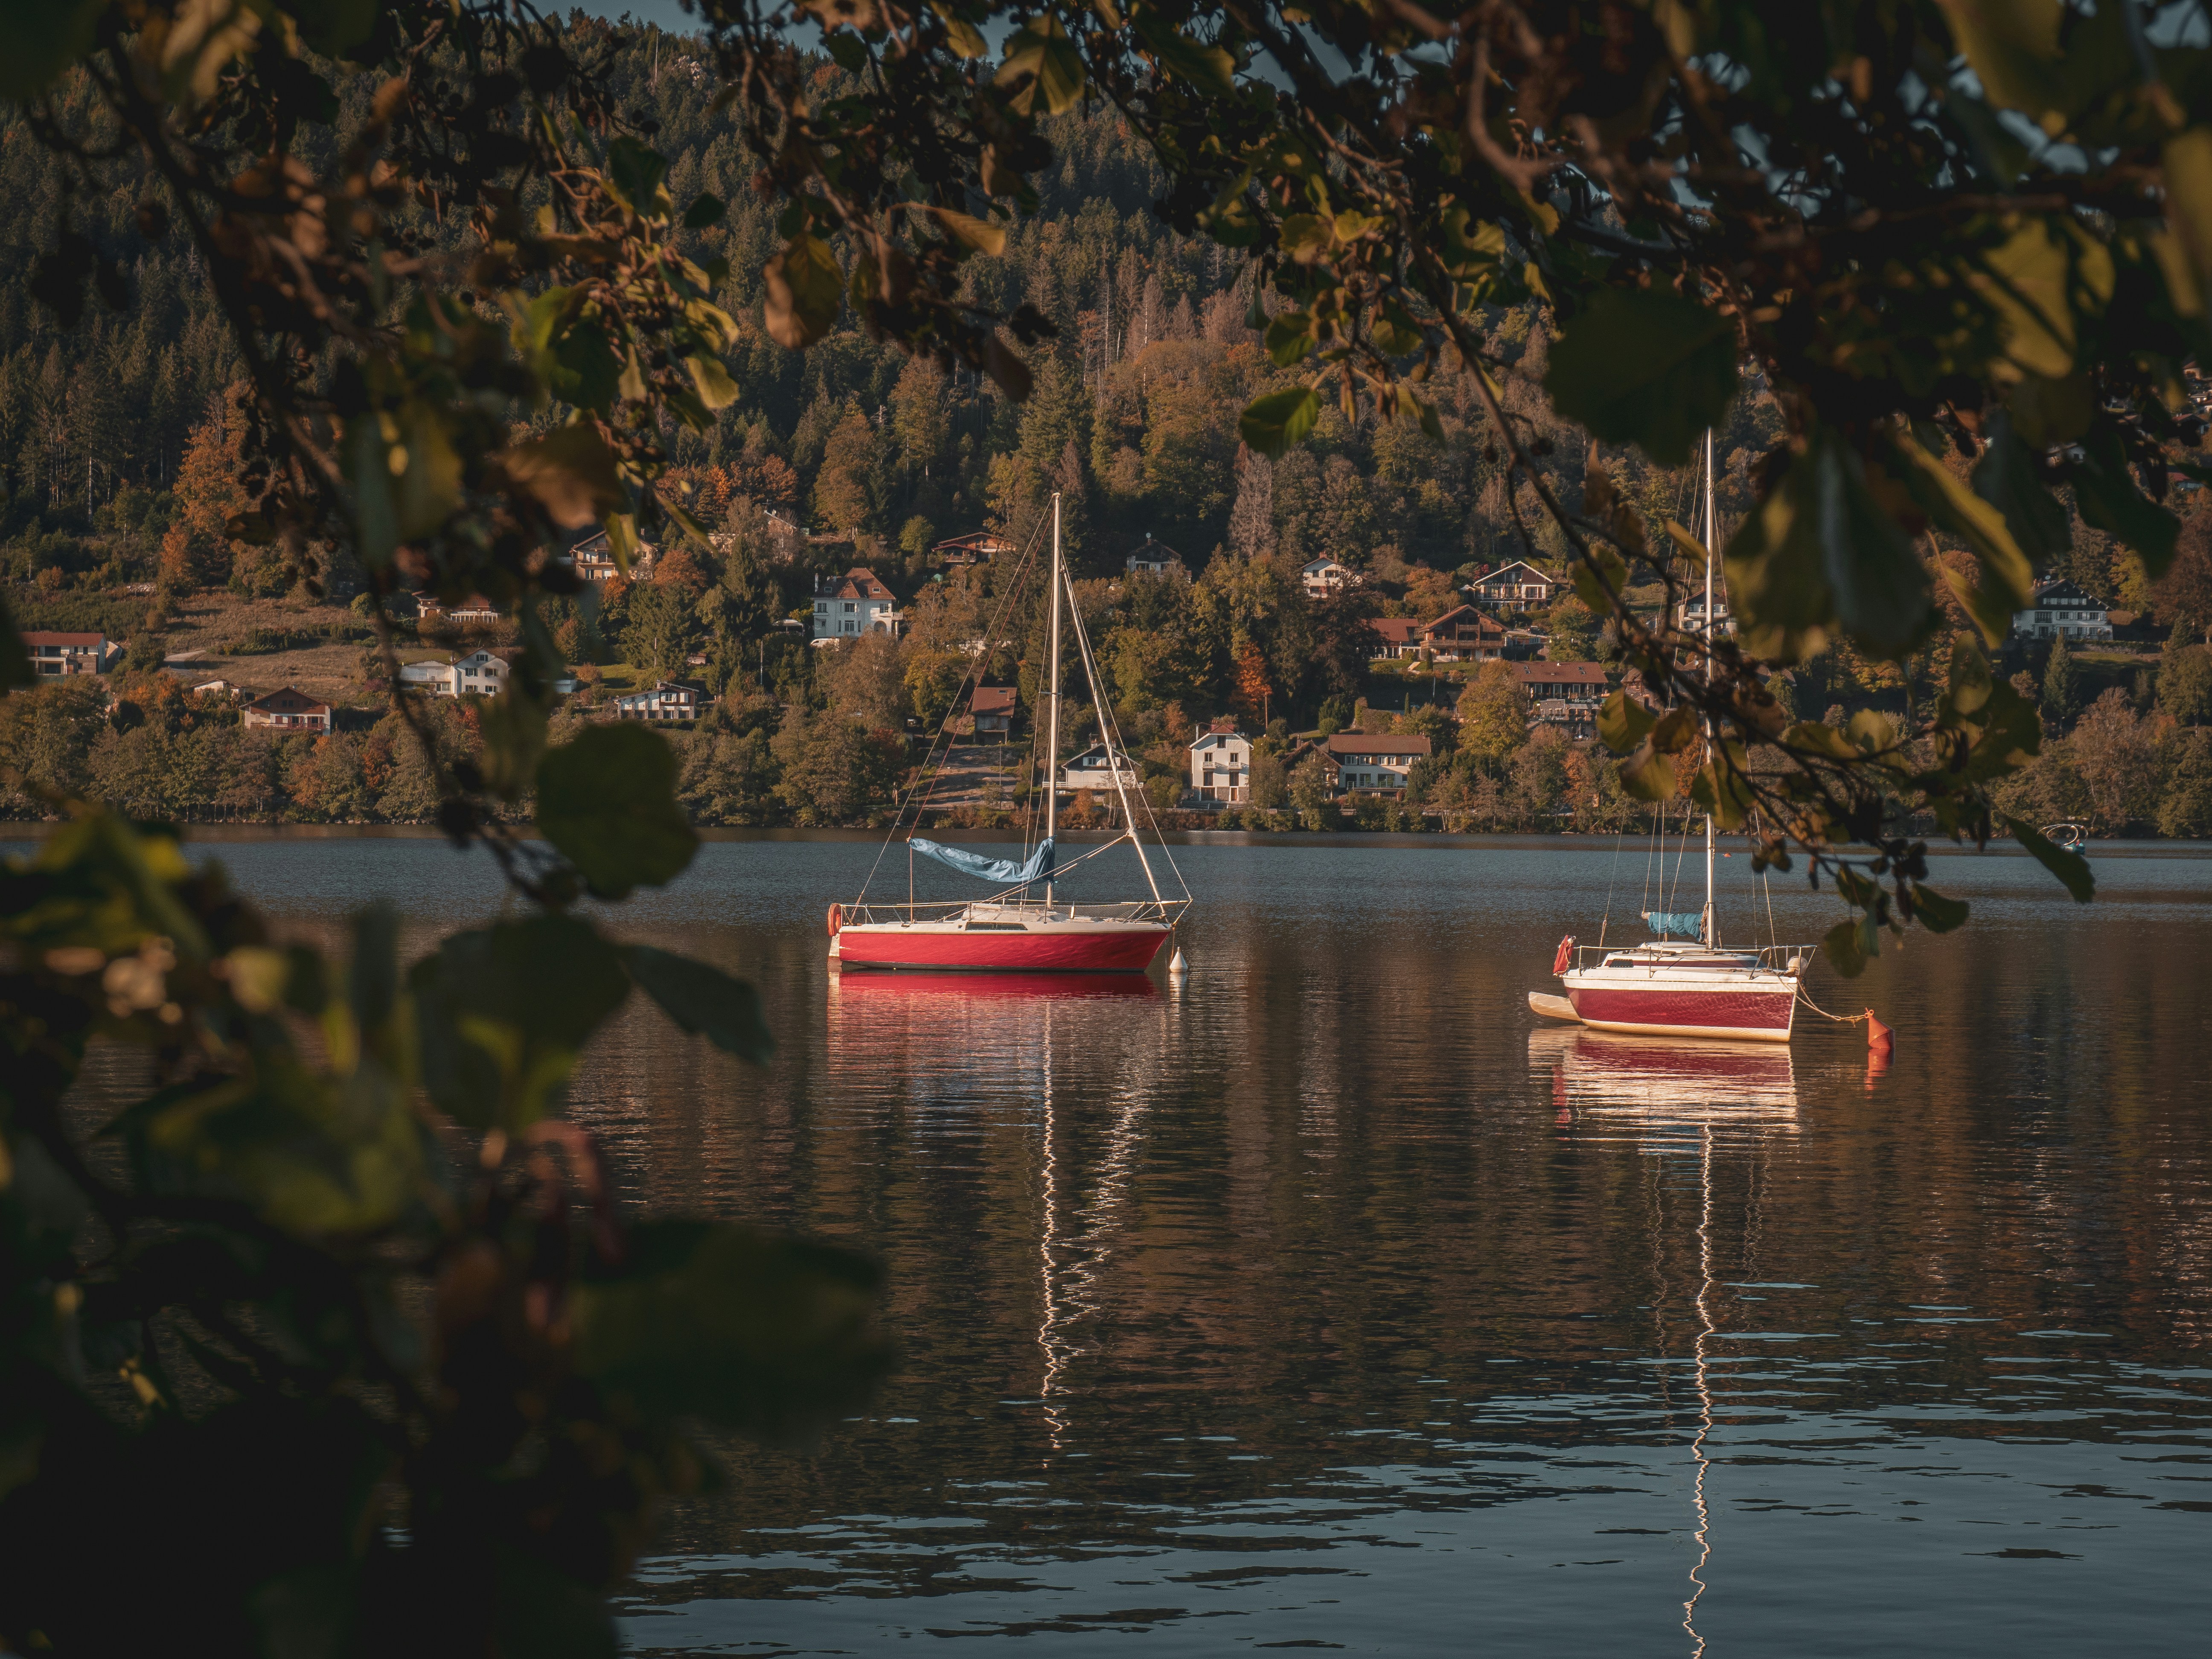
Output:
[3, 17, 2210, 836]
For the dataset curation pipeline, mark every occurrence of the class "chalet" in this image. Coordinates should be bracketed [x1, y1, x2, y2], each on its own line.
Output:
[242, 687, 332, 733]
[1125, 534, 1185, 577]
[1060, 743, 1141, 795]
[413, 592, 507, 623]
[812, 568, 901, 640]
[1301, 557, 1351, 597]
[564, 529, 657, 583]
[23, 631, 111, 677]
[1511, 661, 1608, 736]
[189, 679, 243, 701]
[972, 685, 1017, 735]
[611, 679, 708, 723]
[1188, 723, 1252, 804]
[934, 530, 1015, 567]
[1468, 560, 1564, 611]
[1322, 732, 1432, 799]
[1367, 617, 1424, 660]
[2014, 577, 2112, 643]
[1420, 605, 1507, 661]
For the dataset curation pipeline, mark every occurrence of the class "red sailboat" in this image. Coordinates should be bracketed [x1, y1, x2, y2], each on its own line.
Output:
[829, 494, 1191, 974]
[1531, 431, 1811, 1043]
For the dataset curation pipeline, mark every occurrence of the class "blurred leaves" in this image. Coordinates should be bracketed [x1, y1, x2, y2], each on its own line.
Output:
[623, 947, 773, 1066]
[535, 725, 698, 901]
[571, 1222, 890, 1441]
[1543, 287, 1740, 468]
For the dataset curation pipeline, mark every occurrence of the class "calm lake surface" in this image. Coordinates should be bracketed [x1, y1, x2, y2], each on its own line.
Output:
[68, 831, 2212, 1654]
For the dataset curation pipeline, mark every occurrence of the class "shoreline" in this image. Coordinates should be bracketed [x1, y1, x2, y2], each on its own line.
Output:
[3, 821, 2206, 859]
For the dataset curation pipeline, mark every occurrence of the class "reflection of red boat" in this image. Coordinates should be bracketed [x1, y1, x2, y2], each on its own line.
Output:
[1529, 1025, 1799, 1126]
[828, 970, 1158, 1002]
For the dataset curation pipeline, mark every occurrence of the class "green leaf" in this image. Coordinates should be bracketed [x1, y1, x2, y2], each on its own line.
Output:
[602, 511, 640, 573]
[536, 724, 698, 901]
[605, 136, 672, 219]
[1689, 751, 1752, 830]
[1942, 632, 1993, 722]
[1238, 386, 1320, 457]
[1935, 0, 2064, 128]
[1723, 429, 1935, 664]
[930, 2, 988, 58]
[0, 593, 33, 690]
[496, 423, 623, 530]
[1596, 688, 1655, 754]
[548, 315, 623, 414]
[0, 0, 103, 100]
[2161, 126, 2212, 296]
[345, 416, 401, 572]
[477, 691, 548, 802]
[1821, 914, 1874, 978]
[294, 0, 381, 58]
[1970, 414, 2071, 564]
[1909, 884, 1970, 933]
[1885, 428, 2033, 647]
[2071, 422, 2180, 578]
[684, 353, 741, 411]
[996, 14, 1086, 115]
[926, 205, 1006, 256]
[1263, 311, 1315, 369]
[762, 233, 842, 349]
[1649, 704, 1701, 755]
[393, 403, 462, 540]
[682, 191, 727, 229]
[1130, 10, 1236, 94]
[2003, 815, 2095, 903]
[1543, 287, 1739, 467]
[410, 915, 632, 1132]
[570, 1221, 892, 1440]
[1962, 678, 2043, 781]
[1616, 741, 1676, 800]
[623, 946, 773, 1065]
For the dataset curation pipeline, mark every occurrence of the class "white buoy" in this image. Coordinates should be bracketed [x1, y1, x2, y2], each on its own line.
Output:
[1169, 946, 1188, 976]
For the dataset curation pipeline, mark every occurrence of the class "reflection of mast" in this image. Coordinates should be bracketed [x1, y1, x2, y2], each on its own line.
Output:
[1683, 1124, 1716, 1657]
[1039, 998, 1067, 1450]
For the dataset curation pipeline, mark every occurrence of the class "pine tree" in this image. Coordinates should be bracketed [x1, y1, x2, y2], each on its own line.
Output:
[2043, 634, 2081, 726]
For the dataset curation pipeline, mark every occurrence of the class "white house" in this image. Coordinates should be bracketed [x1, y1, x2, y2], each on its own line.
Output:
[23, 631, 113, 677]
[813, 568, 902, 640]
[612, 679, 708, 722]
[2014, 577, 2111, 643]
[1301, 557, 1351, 598]
[1680, 585, 1733, 642]
[1125, 534, 1185, 577]
[564, 529, 657, 583]
[1511, 660, 1609, 737]
[402, 649, 575, 697]
[1059, 743, 1141, 795]
[1188, 725, 1252, 804]
[1468, 560, 1563, 611]
[1321, 732, 1431, 798]
[242, 687, 332, 734]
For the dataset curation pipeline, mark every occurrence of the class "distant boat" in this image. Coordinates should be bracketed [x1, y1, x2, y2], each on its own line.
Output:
[1530, 430, 1811, 1044]
[828, 493, 1191, 974]
[2042, 822, 2088, 852]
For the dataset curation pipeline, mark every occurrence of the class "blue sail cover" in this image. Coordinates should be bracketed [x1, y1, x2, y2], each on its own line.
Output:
[1643, 909, 1704, 936]
[909, 837, 1055, 885]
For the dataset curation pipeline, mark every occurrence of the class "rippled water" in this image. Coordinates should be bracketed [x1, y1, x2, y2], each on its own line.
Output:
[93, 832, 2212, 1653]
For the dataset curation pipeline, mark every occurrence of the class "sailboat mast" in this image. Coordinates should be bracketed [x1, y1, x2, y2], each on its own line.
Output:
[1702, 428, 1717, 948]
[1044, 493, 1062, 907]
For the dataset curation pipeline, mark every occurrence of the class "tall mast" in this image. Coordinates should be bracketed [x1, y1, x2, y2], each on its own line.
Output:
[1702, 428, 1717, 948]
[1044, 492, 1062, 907]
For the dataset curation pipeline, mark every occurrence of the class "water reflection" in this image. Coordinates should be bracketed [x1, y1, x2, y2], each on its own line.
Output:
[1531, 1030, 1802, 1656]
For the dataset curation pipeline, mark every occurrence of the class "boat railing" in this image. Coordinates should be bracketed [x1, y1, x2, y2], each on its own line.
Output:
[841, 897, 1190, 927]
[1569, 943, 1817, 974]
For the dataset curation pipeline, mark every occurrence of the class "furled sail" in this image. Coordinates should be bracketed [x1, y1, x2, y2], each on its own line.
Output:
[1643, 910, 1704, 937]
[909, 837, 1055, 885]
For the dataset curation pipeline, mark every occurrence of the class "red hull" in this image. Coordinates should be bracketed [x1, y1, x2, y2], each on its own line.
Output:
[1568, 985, 1795, 1036]
[835, 926, 1167, 973]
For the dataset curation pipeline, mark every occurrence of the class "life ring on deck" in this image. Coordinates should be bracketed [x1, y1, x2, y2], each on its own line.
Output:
[827, 903, 843, 937]
[1552, 934, 1575, 976]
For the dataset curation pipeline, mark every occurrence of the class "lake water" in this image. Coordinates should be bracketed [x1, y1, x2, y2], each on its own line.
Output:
[75, 832, 2212, 1654]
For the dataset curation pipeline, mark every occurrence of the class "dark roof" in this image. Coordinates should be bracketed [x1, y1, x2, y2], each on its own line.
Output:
[1422, 604, 1502, 635]
[827, 568, 894, 601]
[1511, 661, 1607, 684]
[1368, 617, 1422, 643]
[23, 632, 105, 646]
[972, 686, 1017, 714]
[1323, 733, 1432, 757]
[247, 686, 330, 713]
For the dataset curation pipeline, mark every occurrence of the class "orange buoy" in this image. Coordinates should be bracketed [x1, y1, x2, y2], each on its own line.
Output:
[1865, 1010, 1893, 1056]
[827, 902, 843, 937]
